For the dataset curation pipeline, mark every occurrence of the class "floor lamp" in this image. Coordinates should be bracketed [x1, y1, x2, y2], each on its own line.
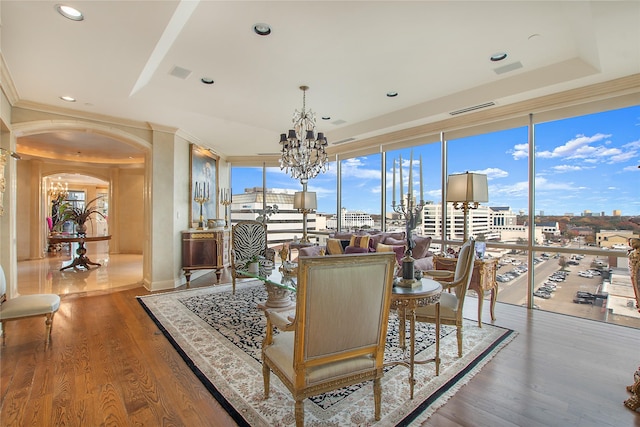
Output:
[446, 172, 488, 241]
[294, 190, 317, 243]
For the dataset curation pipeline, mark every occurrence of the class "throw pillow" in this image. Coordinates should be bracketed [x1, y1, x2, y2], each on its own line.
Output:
[385, 231, 406, 241]
[385, 237, 406, 246]
[299, 245, 324, 257]
[349, 235, 371, 250]
[344, 245, 368, 254]
[368, 233, 385, 248]
[326, 238, 344, 255]
[412, 235, 433, 259]
[377, 243, 405, 265]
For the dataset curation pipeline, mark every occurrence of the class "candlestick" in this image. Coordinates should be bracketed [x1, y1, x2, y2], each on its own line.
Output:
[193, 181, 210, 230]
[399, 154, 403, 205]
[392, 159, 396, 206]
[419, 154, 424, 203]
[409, 151, 413, 200]
[220, 187, 233, 228]
[392, 154, 427, 288]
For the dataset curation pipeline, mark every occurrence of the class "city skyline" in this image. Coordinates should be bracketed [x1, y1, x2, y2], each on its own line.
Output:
[232, 105, 640, 216]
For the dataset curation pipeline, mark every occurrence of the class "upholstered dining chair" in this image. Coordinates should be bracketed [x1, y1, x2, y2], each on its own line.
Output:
[414, 238, 476, 357]
[230, 220, 275, 293]
[261, 252, 396, 426]
[0, 265, 61, 348]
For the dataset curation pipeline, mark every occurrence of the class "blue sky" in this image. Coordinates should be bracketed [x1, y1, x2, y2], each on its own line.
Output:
[233, 105, 640, 216]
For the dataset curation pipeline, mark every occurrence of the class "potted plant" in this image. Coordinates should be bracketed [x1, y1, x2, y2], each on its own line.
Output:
[63, 196, 106, 235]
[245, 254, 264, 274]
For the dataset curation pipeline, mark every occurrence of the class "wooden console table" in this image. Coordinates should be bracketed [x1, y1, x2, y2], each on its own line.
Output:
[182, 229, 230, 287]
[434, 256, 498, 327]
[48, 234, 112, 271]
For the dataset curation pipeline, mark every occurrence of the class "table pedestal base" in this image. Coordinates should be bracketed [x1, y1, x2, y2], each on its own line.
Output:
[60, 241, 101, 271]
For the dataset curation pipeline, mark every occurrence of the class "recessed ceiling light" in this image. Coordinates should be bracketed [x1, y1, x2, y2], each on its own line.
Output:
[201, 77, 214, 85]
[490, 52, 508, 62]
[322, 116, 331, 120]
[253, 23, 271, 36]
[387, 92, 398, 97]
[55, 4, 84, 21]
[60, 96, 76, 102]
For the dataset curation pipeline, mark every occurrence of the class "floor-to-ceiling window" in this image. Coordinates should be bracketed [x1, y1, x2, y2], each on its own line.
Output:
[338, 154, 382, 232]
[531, 105, 640, 326]
[230, 103, 639, 329]
[230, 163, 337, 246]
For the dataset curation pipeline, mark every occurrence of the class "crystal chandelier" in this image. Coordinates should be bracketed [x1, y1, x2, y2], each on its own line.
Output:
[47, 180, 68, 201]
[279, 85, 329, 184]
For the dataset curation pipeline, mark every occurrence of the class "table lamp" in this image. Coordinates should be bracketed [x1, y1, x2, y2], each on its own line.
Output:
[294, 191, 317, 243]
[446, 172, 488, 241]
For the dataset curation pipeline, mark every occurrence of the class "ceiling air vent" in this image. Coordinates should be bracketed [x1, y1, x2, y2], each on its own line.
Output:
[169, 65, 192, 79]
[332, 137, 356, 145]
[493, 61, 523, 75]
[258, 152, 280, 156]
[449, 102, 495, 116]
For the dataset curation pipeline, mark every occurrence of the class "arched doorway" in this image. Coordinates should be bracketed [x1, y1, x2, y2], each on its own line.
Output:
[12, 120, 150, 294]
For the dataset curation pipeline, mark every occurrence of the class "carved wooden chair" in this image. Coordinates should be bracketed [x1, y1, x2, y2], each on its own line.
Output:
[230, 220, 274, 293]
[261, 252, 396, 426]
[0, 265, 61, 348]
[414, 238, 476, 357]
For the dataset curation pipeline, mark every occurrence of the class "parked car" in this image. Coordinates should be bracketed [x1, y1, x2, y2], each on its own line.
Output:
[576, 291, 596, 299]
[534, 290, 551, 299]
[573, 297, 593, 304]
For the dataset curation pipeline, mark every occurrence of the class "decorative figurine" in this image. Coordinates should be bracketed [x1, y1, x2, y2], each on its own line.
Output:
[624, 237, 640, 412]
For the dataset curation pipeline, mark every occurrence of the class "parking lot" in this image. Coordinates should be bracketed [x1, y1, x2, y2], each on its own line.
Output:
[491, 251, 611, 322]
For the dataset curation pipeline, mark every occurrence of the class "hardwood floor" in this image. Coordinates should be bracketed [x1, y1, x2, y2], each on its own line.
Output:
[2, 263, 640, 426]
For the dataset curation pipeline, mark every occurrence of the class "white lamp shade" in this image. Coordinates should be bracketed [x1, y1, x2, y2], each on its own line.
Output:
[293, 191, 317, 210]
[446, 172, 488, 203]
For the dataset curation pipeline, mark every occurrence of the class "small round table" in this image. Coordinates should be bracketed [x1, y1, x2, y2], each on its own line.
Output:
[390, 278, 442, 399]
[48, 234, 111, 271]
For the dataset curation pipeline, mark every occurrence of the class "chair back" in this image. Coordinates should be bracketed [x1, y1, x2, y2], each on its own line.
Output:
[293, 252, 396, 376]
[452, 238, 476, 301]
[231, 220, 267, 262]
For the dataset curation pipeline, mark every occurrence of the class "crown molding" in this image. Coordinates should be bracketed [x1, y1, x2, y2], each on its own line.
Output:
[0, 53, 19, 105]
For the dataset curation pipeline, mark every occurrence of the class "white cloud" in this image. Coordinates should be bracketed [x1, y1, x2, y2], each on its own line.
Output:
[448, 167, 508, 180]
[341, 157, 381, 180]
[509, 143, 528, 160]
[552, 164, 591, 173]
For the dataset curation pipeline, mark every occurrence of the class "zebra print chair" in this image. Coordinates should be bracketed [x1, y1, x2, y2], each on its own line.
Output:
[230, 220, 275, 293]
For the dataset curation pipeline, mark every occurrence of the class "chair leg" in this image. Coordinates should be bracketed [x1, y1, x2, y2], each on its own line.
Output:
[232, 275, 236, 294]
[373, 377, 381, 421]
[45, 312, 55, 346]
[263, 362, 270, 398]
[294, 399, 304, 427]
[456, 325, 463, 357]
[1, 321, 4, 346]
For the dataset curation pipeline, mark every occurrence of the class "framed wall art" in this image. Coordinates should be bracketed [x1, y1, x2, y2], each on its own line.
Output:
[189, 144, 219, 228]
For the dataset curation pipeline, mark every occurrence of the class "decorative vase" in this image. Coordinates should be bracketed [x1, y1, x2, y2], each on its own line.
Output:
[248, 262, 259, 274]
[76, 222, 87, 235]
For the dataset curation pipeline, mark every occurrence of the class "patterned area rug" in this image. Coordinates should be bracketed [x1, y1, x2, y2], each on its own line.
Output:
[138, 281, 515, 426]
